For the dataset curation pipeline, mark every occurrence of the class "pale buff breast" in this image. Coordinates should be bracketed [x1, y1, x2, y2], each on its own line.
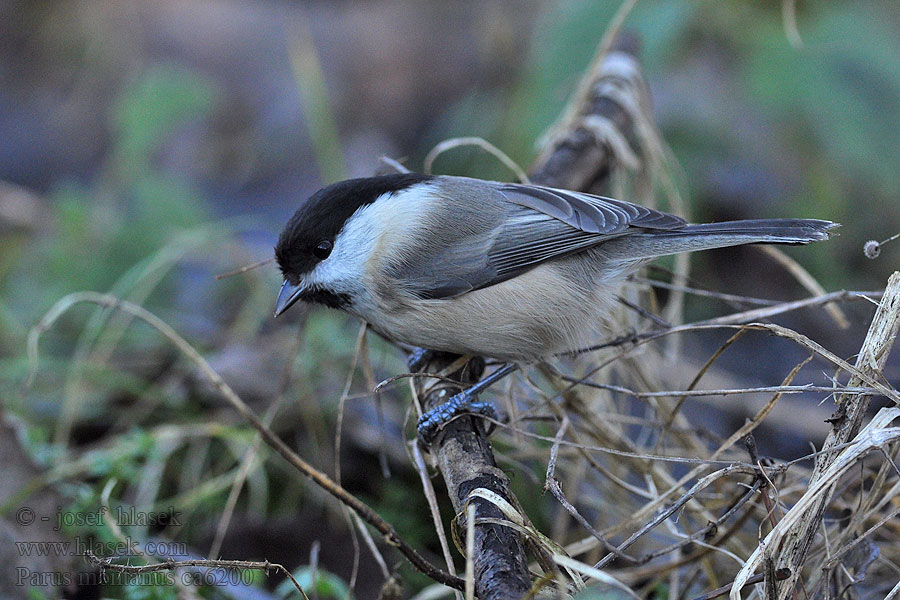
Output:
[367, 255, 627, 362]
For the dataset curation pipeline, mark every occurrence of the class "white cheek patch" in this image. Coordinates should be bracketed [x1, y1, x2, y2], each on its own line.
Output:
[308, 214, 375, 287]
[304, 186, 433, 293]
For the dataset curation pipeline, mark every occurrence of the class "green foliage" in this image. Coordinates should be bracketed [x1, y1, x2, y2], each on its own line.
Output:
[275, 566, 351, 600]
[2, 65, 217, 328]
[572, 585, 642, 600]
[5, 4, 899, 598]
[111, 64, 217, 183]
[742, 5, 900, 194]
[0, 63, 229, 439]
[85, 430, 156, 480]
[364, 481, 435, 551]
[26, 588, 53, 600]
[0, 63, 258, 598]
[121, 578, 179, 600]
[301, 309, 362, 366]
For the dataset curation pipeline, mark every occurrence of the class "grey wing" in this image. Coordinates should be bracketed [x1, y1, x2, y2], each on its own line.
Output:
[394, 180, 685, 300]
[496, 182, 685, 234]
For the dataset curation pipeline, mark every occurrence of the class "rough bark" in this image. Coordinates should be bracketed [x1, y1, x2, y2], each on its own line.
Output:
[412, 40, 653, 599]
[773, 271, 900, 600]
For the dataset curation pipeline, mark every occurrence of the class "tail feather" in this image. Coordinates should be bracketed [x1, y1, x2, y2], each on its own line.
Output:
[602, 219, 838, 261]
[675, 219, 837, 243]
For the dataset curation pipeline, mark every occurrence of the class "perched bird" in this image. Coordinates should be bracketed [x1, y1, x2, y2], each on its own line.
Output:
[274, 174, 836, 440]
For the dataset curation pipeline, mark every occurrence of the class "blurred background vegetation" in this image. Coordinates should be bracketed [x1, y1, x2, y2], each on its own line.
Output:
[1, 1, 898, 599]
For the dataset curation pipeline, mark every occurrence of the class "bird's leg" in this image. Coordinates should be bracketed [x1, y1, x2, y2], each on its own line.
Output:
[416, 362, 519, 445]
[407, 348, 443, 374]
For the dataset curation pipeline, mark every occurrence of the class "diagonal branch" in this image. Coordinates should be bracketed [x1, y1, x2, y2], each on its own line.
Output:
[767, 271, 900, 600]
[412, 39, 656, 599]
[26, 292, 465, 592]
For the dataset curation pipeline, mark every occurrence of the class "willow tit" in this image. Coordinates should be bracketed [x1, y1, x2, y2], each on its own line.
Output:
[273, 174, 835, 439]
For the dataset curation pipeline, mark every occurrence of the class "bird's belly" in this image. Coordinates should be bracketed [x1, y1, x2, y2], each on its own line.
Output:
[369, 262, 622, 362]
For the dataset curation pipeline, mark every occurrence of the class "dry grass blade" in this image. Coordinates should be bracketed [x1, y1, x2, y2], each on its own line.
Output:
[465, 503, 475, 600]
[351, 511, 391, 580]
[759, 245, 849, 328]
[553, 554, 639, 599]
[731, 410, 900, 598]
[689, 290, 879, 329]
[411, 442, 461, 600]
[781, 0, 804, 49]
[463, 488, 525, 528]
[767, 271, 900, 599]
[553, 360, 802, 573]
[424, 137, 529, 183]
[25, 292, 466, 591]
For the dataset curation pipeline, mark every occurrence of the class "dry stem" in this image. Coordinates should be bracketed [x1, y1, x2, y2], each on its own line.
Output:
[734, 271, 900, 599]
[26, 292, 465, 591]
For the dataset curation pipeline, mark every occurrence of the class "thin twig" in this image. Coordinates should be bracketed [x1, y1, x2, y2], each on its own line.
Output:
[693, 568, 791, 600]
[411, 441, 461, 600]
[631, 276, 780, 306]
[26, 293, 465, 591]
[85, 551, 310, 600]
[215, 257, 274, 280]
[552, 380, 871, 399]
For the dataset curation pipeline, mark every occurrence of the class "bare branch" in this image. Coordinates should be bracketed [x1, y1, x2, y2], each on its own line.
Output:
[26, 292, 465, 591]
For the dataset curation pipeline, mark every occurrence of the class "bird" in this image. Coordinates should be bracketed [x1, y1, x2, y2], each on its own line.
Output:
[273, 173, 836, 441]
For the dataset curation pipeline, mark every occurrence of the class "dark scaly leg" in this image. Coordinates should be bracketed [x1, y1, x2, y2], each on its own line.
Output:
[406, 348, 442, 374]
[416, 362, 519, 445]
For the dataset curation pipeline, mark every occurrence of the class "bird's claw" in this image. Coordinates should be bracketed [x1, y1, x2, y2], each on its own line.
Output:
[417, 392, 498, 446]
[406, 348, 436, 373]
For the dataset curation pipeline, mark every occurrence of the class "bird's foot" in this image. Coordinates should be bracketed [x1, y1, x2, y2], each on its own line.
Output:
[407, 348, 457, 373]
[417, 390, 498, 446]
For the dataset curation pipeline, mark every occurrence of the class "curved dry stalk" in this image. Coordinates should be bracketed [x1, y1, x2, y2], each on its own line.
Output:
[553, 353, 825, 562]
[764, 271, 900, 600]
[732, 416, 900, 598]
[758, 245, 849, 328]
[594, 464, 761, 570]
[411, 441, 461, 600]
[26, 292, 465, 592]
[424, 136, 530, 183]
[209, 328, 303, 560]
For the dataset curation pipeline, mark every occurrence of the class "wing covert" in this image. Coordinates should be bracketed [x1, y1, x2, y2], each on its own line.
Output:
[389, 179, 685, 300]
[498, 183, 685, 234]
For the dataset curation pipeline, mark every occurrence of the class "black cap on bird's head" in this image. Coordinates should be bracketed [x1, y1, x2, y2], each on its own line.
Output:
[273, 173, 433, 316]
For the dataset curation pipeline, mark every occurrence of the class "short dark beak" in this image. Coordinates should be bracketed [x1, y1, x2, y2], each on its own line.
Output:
[274, 280, 304, 317]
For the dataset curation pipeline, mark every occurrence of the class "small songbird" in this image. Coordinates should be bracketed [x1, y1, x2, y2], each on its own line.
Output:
[273, 174, 836, 440]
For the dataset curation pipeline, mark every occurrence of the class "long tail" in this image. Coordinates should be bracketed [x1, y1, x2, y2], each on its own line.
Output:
[602, 219, 838, 261]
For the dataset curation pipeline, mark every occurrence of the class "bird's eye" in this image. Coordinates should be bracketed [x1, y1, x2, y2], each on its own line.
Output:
[313, 240, 333, 260]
